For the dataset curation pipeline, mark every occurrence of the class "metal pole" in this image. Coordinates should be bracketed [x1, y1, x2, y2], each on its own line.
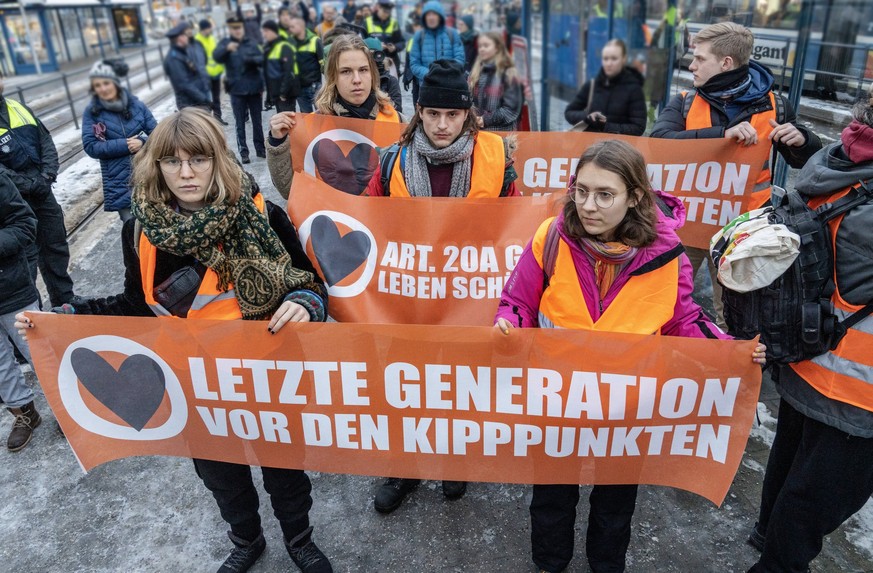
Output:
[18, 0, 42, 74]
[660, 0, 677, 112]
[61, 74, 79, 129]
[606, 0, 614, 40]
[774, 0, 814, 189]
[142, 48, 152, 89]
[539, 0, 549, 132]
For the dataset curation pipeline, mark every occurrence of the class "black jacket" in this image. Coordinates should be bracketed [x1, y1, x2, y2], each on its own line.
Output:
[290, 31, 323, 87]
[0, 173, 38, 315]
[164, 44, 212, 109]
[214, 37, 265, 96]
[263, 39, 300, 103]
[0, 97, 58, 199]
[69, 200, 326, 318]
[564, 66, 647, 136]
[380, 72, 403, 114]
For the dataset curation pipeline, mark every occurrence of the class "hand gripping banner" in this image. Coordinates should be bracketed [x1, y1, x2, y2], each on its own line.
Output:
[288, 114, 769, 249]
[29, 314, 761, 505]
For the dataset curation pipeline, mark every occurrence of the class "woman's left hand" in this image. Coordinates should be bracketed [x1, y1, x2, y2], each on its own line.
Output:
[127, 137, 143, 153]
[752, 343, 767, 365]
[268, 301, 310, 333]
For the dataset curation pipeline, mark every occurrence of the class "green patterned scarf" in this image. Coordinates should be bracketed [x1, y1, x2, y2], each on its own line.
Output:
[131, 172, 317, 320]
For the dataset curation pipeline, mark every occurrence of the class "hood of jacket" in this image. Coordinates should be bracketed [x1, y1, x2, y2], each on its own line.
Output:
[795, 141, 873, 198]
[733, 60, 775, 104]
[555, 189, 686, 275]
[422, 0, 445, 28]
[597, 65, 644, 87]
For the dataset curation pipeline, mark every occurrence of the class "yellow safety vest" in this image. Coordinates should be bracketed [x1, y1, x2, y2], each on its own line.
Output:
[194, 32, 225, 78]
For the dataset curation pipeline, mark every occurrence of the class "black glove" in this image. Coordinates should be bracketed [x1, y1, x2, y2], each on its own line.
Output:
[403, 80, 411, 92]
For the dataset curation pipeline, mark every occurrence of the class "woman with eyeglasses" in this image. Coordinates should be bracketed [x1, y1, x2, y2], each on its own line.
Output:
[493, 140, 766, 573]
[16, 108, 333, 573]
[82, 59, 157, 222]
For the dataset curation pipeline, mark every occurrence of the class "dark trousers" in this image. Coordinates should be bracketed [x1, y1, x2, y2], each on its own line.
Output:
[209, 76, 223, 120]
[411, 77, 420, 107]
[297, 83, 320, 113]
[193, 458, 312, 542]
[749, 398, 873, 573]
[275, 98, 297, 113]
[23, 190, 74, 307]
[530, 483, 638, 573]
[230, 93, 265, 159]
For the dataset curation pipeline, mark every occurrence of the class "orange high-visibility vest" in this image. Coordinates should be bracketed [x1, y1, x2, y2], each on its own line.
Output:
[139, 194, 267, 320]
[789, 187, 873, 413]
[376, 106, 401, 123]
[531, 217, 679, 333]
[684, 90, 777, 210]
[388, 131, 505, 198]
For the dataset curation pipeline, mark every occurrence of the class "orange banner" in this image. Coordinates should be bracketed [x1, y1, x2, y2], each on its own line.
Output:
[29, 314, 761, 505]
[289, 172, 556, 325]
[288, 114, 769, 249]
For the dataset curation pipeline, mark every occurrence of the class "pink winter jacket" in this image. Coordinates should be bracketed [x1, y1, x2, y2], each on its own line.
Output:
[494, 191, 729, 340]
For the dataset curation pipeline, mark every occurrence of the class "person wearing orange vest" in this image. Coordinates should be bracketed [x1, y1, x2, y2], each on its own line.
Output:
[265, 34, 401, 199]
[651, 22, 821, 330]
[747, 94, 873, 573]
[16, 108, 332, 573]
[494, 140, 766, 573]
[364, 59, 519, 197]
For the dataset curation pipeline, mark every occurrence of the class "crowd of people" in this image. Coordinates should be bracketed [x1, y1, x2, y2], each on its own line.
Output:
[1, 5, 872, 573]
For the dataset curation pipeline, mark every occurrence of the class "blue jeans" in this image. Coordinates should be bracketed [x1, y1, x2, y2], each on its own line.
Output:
[0, 302, 38, 408]
[297, 82, 321, 113]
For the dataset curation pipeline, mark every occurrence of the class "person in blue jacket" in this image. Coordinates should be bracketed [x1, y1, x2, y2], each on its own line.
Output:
[409, 0, 464, 105]
[163, 22, 212, 110]
[82, 60, 157, 222]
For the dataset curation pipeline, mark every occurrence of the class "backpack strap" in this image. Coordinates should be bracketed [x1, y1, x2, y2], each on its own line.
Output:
[378, 144, 401, 196]
[773, 92, 786, 124]
[814, 178, 873, 224]
[681, 89, 696, 119]
[541, 218, 561, 286]
[133, 219, 143, 255]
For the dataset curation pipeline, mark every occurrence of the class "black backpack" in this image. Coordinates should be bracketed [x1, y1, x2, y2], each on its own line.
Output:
[715, 183, 873, 364]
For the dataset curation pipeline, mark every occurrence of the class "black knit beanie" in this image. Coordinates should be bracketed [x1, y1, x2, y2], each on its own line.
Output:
[261, 20, 280, 34]
[417, 59, 472, 109]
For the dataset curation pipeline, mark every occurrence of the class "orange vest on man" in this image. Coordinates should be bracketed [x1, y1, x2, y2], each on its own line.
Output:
[684, 90, 777, 210]
[387, 131, 506, 199]
[789, 186, 873, 413]
[530, 217, 679, 334]
[138, 194, 267, 320]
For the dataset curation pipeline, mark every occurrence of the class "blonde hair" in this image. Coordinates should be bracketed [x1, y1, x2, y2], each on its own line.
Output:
[693, 22, 753, 66]
[314, 34, 394, 115]
[131, 107, 242, 206]
[468, 31, 517, 87]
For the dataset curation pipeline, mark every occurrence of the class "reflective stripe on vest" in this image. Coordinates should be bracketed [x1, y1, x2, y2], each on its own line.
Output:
[297, 33, 319, 54]
[266, 40, 299, 79]
[789, 186, 873, 412]
[195, 33, 225, 77]
[388, 131, 504, 198]
[0, 98, 40, 170]
[139, 194, 267, 320]
[365, 16, 397, 36]
[684, 90, 777, 210]
[531, 217, 679, 333]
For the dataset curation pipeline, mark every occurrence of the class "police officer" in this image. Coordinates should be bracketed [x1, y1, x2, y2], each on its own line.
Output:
[163, 22, 211, 110]
[194, 19, 228, 125]
[365, 0, 404, 76]
[214, 16, 266, 164]
[0, 74, 74, 307]
[287, 15, 323, 113]
[262, 20, 300, 113]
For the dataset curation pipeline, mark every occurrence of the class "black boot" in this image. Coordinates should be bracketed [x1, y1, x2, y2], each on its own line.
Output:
[747, 522, 765, 552]
[373, 477, 420, 513]
[7, 401, 41, 452]
[286, 526, 332, 573]
[442, 480, 467, 500]
[217, 530, 265, 573]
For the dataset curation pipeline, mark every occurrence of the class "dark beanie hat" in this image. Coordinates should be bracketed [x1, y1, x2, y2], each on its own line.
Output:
[261, 19, 280, 34]
[198, 19, 212, 31]
[417, 59, 471, 110]
[461, 15, 474, 30]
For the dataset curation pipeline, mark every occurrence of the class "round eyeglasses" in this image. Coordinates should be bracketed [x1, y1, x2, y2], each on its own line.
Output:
[569, 187, 627, 209]
[156, 155, 213, 174]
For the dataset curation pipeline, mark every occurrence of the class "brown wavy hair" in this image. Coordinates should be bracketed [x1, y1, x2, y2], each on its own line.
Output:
[131, 107, 242, 207]
[561, 139, 658, 247]
[314, 34, 394, 115]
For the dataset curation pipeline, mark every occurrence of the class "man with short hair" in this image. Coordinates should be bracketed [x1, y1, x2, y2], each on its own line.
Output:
[214, 16, 266, 164]
[651, 21, 821, 329]
[194, 19, 228, 125]
[314, 4, 339, 38]
[0, 72, 74, 308]
[238, 2, 264, 44]
[342, 0, 358, 23]
[288, 16, 323, 113]
[262, 20, 300, 113]
[164, 22, 212, 111]
[365, 0, 404, 76]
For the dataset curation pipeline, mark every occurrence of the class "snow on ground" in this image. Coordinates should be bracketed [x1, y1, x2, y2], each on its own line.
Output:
[748, 402, 778, 449]
[846, 500, 873, 561]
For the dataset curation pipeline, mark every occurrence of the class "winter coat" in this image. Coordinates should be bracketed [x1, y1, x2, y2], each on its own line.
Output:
[409, 1, 465, 82]
[0, 173, 38, 315]
[163, 44, 212, 109]
[564, 66, 647, 136]
[187, 39, 212, 93]
[775, 141, 873, 437]
[214, 36, 265, 96]
[263, 39, 300, 104]
[290, 29, 323, 87]
[82, 90, 157, 212]
[495, 191, 728, 340]
[650, 61, 822, 168]
[460, 30, 478, 73]
[0, 97, 58, 200]
[472, 63, 523, 132]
